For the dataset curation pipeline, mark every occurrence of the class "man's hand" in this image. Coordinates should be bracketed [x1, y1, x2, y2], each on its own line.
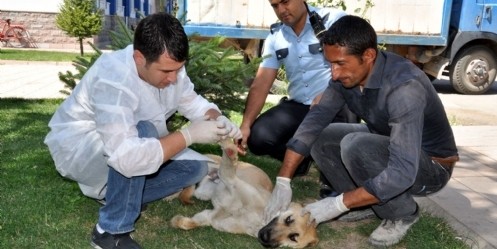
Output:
[216, 115, 242, 140]
[263, 177, 292, 223]
[302, 193, 349, 224]
[236, 125, 250, 155]
[180, 116, 226, 146]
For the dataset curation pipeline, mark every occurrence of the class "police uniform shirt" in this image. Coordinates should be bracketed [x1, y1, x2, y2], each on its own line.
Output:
[260, 6, 346, 105]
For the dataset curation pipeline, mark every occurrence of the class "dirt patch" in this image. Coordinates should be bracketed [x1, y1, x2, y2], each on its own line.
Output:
[317, 220, 375, 249]
[445, 107, 497, 126]
[435, 80, 497, 126]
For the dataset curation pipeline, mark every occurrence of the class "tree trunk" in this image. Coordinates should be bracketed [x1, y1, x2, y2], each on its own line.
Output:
[79, 38, 84, 56]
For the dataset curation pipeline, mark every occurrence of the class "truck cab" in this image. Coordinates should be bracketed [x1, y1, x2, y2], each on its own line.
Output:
[443, 0, 497, 94]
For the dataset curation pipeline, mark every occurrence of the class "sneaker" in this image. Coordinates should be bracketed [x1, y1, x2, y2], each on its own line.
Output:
[91, 226, 142, 249]
[368, 205, 420, 247]
[337, 208, 376, 222]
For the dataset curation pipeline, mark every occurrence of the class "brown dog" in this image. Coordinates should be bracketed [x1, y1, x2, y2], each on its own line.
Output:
[170, 140, 318, 248]
[258, 203, 319, 248]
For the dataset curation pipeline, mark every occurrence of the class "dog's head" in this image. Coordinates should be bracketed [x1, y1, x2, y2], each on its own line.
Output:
[258, 203, 318, 248]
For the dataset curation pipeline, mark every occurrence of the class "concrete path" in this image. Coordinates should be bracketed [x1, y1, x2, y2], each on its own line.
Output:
[1, 60, 496, 249]
[0, 60, 72, 99]
[417, 126, 497, 249]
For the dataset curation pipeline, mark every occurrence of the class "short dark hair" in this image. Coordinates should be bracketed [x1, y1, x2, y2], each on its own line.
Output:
[321, 15, 377, 57]
[133, 12, 189, 63]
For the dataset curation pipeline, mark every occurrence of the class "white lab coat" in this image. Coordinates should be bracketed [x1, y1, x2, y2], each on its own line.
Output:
[44, 45, 219, 199]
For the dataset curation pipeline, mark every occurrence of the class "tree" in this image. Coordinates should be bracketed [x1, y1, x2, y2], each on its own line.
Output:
[56, 0, 103, 55]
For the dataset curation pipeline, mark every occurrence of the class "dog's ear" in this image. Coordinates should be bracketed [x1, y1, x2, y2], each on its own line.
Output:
[309, 218, 318, 228]
[305, 238, 319, 248]
[300, 226, 319, 248]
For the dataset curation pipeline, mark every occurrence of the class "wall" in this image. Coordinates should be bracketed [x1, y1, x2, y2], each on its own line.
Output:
[1, 10, 98, 51]
[0, 0, 150, 51]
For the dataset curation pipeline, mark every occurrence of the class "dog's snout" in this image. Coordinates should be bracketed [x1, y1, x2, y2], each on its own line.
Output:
[258, 227, 271, 246]
[258, 219, 280, 248]
[258, 227, 278, 248]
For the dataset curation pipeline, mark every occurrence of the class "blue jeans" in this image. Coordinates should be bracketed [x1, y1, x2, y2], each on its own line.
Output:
[98, 121, 208, 234]
[310, 123, 451, 220]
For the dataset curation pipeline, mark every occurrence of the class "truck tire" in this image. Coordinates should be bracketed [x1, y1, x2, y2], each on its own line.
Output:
[450, 45, 497, 94]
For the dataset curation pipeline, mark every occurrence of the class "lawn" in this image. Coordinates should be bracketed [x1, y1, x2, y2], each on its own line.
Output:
[0, 98, 470, 249]
[0, 48, 95, 62]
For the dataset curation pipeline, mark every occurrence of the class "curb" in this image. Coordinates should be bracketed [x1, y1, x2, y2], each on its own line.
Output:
[0, 60, 73, 66]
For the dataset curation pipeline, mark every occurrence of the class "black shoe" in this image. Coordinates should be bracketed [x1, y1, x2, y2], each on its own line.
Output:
[318, 173, 339, 198]
[319, 184, 339, 199]
[91, 226, 142, 249]
[294, 157, 312, 177]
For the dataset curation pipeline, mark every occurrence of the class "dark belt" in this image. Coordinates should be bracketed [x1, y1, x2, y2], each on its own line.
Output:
[431, 155, 459, 170]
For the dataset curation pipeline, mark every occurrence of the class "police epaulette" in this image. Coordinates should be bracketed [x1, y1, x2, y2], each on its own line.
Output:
[270, 22, 282, 34]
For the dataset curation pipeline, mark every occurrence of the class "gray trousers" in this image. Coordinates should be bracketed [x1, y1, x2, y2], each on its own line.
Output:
[310, 123, 452, 219]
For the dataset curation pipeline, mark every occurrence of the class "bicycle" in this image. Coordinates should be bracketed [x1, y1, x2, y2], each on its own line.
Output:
[0, 18, 31, 48]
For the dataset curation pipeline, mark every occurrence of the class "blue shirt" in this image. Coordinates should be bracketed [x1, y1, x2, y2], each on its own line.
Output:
[260, 6, 346, 105]
[287, 51, 458, 202]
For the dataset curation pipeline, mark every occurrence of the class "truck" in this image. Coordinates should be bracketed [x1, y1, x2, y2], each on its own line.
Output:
[173, 0, 497, 94]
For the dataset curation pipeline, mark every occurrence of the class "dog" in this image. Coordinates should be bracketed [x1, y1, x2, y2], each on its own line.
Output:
[170, 139, 318, 248]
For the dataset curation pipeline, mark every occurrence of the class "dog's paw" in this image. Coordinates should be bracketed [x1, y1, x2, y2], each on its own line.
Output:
[170, 215, 198, 230]
[178, 185, 195, 205]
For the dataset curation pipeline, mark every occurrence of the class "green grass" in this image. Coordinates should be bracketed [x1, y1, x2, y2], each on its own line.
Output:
[0, 48, 95, 62]
[0, 98, 470, 249]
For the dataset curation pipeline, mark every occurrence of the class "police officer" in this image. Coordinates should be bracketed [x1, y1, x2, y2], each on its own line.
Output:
[238, 0, 351, 179]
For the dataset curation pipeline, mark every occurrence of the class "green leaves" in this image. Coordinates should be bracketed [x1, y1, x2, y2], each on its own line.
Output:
[108, 16, 134, 50]
[55, 0, 103, 55]
[186, 36, 261, 116]
[58, 42, 102, 95]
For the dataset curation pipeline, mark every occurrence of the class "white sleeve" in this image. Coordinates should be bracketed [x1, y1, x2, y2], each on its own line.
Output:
[91, 71, 164, 177]
[176, 67, 220, 120]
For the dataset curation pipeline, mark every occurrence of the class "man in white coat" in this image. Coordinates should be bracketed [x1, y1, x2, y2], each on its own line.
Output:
[44, 13, 241, 249]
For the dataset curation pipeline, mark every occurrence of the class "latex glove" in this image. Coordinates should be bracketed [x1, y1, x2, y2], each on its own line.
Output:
[180, 116, 226, 146]
[263, 177, 292, 223]
[302, 193, 349, 224]
[216, 115, 242, 140]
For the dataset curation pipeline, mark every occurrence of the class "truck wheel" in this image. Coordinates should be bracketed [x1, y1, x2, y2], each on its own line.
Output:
[450, 45, 497, 94]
